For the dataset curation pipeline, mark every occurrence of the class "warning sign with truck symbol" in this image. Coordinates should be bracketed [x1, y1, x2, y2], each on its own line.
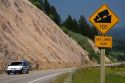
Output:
[89, 4, 119, 34]
[94, 9, 111, 23]
[89, 4, 119, 82]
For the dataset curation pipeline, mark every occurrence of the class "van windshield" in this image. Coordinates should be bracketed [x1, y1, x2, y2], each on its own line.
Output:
[10, 62, 22, 66]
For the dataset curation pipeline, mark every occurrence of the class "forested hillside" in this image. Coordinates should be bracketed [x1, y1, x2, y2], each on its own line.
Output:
[29, 0, 101, 62]
[108, 28, 125, 61]
[29, 0, 99, 40]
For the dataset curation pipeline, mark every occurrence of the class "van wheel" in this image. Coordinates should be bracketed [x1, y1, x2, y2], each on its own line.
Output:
[14, 72, 16, 75]
[21, 69, 24, 74]
[26, 71, 29, 74]
[7, 72, 10, 75]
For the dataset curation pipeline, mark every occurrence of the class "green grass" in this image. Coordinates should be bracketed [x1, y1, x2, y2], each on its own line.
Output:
[52, 73, 70, 83]
[62, 27, 100, 63]
[73, 67, 125, 83]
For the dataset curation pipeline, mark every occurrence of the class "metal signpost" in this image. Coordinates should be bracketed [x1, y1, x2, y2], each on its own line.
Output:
[89, 4, 119, 83]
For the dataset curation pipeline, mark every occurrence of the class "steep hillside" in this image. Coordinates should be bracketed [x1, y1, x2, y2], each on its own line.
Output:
[0, 0, 90, 72]
[62, 27, 111, 63]
[88, 39, 111, 63]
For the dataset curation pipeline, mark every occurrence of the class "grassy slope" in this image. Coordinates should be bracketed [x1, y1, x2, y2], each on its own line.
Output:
[62, 27, 100, 62]
[52, 73, 70, 83]
[73, 67, 125, 83]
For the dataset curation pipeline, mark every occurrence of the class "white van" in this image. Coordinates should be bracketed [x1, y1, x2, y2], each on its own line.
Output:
[6, 60, 31, 75]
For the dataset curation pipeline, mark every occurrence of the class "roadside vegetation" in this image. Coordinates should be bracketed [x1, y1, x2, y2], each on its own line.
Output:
[73, 67, 125, 83]
[62, 27, 100, 63]
[29, 0, 125, 63]
[51, 73, 70, 83]
[106, 39, 125, 62]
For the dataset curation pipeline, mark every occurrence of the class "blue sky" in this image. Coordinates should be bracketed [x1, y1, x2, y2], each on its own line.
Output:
[49, 0, 125, 28]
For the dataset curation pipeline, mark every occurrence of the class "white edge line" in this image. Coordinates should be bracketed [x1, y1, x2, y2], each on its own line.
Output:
[28, 72, 64, 83]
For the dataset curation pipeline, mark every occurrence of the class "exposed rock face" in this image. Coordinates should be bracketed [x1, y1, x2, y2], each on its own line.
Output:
[0, 0, 90, 71]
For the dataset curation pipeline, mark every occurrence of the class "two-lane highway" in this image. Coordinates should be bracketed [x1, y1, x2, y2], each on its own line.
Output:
[0, 68, 75, 83]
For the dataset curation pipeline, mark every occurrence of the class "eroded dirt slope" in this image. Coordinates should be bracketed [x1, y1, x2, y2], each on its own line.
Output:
[0, 0, 90, 71]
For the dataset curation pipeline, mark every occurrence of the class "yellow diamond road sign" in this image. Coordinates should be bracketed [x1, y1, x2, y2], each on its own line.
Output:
[89, 4, 119, 34]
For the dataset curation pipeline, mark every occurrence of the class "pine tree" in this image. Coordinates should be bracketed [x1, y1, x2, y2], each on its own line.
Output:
[78, 15, 86, 35]
[78, 15, 92, 38]
[73, 19, 79, 33]
[91, 26, 99, 39]
[49, 6, 61, 25]
[49, 6, 56, 21]
[39, 0, 43, 10]
[29, 0, 43, 10]
[54, 12, 61, 25]
[44, 0, 50, 15]
[63, 15, 74, 31]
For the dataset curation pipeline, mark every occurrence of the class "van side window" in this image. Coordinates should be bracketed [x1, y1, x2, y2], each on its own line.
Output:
[23, 62, 27, 66]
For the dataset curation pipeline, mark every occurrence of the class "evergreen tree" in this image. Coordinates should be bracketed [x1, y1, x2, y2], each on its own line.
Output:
[78, 15, 86, 34]
[73, 19, 79, 33]
[29, 0, 43, 10]
[49, 6, 61, 25]
[91, 26, 99, 39]
[44, 0, 51, 15]
[63, 15, 74, 31]
[54, 12, 61, 25]
[30, 0, 61, 25]
[39, 0, 43, 10]
[78, 15, 92, 38]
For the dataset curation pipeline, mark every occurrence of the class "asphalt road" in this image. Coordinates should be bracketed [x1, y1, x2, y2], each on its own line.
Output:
[0, 68, 75, 83]
[1, 63, 123, 83]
